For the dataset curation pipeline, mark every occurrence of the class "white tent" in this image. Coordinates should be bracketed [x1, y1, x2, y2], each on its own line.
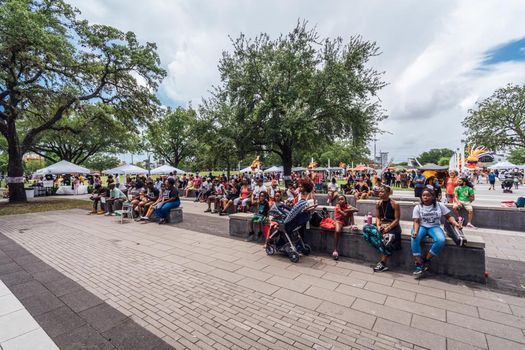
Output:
[36, 160, 90, 175]
[103, 164, 148, 174]
[263, 166, 283, 173]
[516, 164, 525, 170]
[239, 166, 262, 173]
[150, 164, 186, 175]
[488, 161, 517, 170]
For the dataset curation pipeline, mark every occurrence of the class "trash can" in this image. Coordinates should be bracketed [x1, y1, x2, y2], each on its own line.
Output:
[25, 188, 34, 199]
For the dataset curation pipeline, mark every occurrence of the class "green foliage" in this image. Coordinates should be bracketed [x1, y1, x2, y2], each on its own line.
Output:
[463, 84, 525, 151]
[508, 148, 525, 164]
[146, 107, 199, 167]
[83, 154, 120, 172]
[211, 21, 385, 174]
[416, 148, 454, 165]
[0, 0, 165, 201]
[30, 104, 139, 164]
[438, 157, 450, 166]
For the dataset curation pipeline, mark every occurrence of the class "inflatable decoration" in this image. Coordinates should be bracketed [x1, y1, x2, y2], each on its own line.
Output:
[339, 162, 346, 169]
[465, 146, 491, 169]
[308, 159, 318, 169]
[250, 156, 262, 172]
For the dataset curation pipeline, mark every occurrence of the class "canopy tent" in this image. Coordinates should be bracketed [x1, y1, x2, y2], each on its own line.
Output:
[351, 164, 372, 171]
[239, 166, 262, 173]
[149, 164, 186, 175]
[103, 164, 148, 175]
[292, 167, 307, 172]
[35, 160, 90, 175]
[263, 166, 283, 173]
[488, 161, 518, 170]
[418, 163, 449, 171]
[312, 167, 328, 172]
[517, 164, 525, 170]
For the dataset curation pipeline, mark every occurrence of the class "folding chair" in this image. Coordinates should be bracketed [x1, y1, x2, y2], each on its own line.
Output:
[114, 199, 134, 224]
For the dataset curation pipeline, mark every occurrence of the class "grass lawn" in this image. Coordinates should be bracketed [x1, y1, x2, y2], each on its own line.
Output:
[0, 199, 91, 216]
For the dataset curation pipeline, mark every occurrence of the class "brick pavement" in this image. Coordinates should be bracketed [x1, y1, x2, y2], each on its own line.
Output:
[1, 209, 525, 349]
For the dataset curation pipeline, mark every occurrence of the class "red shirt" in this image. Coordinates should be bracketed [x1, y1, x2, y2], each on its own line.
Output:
[446, 177, 458, 195]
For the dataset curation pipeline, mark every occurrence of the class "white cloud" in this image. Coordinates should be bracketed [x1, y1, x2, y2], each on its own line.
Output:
[68, 0, 525, 161]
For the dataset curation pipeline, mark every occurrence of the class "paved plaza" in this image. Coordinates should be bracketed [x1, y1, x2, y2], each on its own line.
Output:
[0, 206, 524, 350]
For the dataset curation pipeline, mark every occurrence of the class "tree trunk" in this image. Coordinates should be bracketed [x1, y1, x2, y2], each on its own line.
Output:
[7, 145, 27, 203]
[281, 145, 293, 187]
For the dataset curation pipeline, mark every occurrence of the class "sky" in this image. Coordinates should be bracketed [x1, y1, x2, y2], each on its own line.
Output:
[68, 0, 525, 163]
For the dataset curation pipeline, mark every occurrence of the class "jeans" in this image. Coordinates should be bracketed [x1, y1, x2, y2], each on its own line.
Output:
[154, 200, 180, 219]
[411, 226, 446, 257]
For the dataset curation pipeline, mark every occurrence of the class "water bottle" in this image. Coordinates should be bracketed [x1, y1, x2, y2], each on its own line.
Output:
[367, 212, 373, 225]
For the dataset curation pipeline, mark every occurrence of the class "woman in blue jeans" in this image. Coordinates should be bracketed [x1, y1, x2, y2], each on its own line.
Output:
[411, 187, 462, 277]
[155, 177, 180, 224]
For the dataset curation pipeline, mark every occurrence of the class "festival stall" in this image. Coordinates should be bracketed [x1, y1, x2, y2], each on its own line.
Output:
[150, 164, 186, 175]
[488, 161, 518, 170]
[35, 160, 91, 195]
[103, 164, 148, 175]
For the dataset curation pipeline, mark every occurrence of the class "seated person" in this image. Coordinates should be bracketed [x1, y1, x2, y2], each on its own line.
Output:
[269, 190, 283, 207]
[326, 177, 339, 205]
[363, 185, 401, 272]
[250, 178, 267, 210]
[353, 177, 370, 199]
[154, 177, 181, 224]
[137, 181, 159, 218]
[453, 178, 476, 228]
[233, 180, 252, 212]
[268, 180, 280, 201]
[88, 184, 106, 215]
[285, 183, 297, 206]
[246, 191, 270, 242]
[411, 188, 462, 277]
[332, 195, 358, 260]
[141, 183, 165, 221]
[195, 178, 212, 202]
[184, 177, 194, 197]
[220, 180, 240, 215]
[105, 183, 127, 216]
[205, 179, 225, 214]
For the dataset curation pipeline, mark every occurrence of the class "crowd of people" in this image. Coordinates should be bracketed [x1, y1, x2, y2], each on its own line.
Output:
[83, 166, 524, 277]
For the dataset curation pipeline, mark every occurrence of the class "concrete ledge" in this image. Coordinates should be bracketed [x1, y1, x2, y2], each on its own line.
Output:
[166, 207, 183, 224]
[229, 212, 486, 283]
[355, 199, 524, 232]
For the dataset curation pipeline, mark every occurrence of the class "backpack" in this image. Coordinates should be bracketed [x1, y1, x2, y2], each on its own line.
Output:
[319, 217, 336, 230]
[310, 207, 329, 227]
[516, 197, 525, 208]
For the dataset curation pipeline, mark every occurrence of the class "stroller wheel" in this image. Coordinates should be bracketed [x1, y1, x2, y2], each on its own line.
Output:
[289, 252, 300, 263]
[265, 245, 275, 256]
[302, 244, 311, 256]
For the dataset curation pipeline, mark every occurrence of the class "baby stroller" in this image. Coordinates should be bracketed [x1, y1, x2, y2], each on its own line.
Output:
[265, 201, 312, 263]
[501, 177, 513, 193]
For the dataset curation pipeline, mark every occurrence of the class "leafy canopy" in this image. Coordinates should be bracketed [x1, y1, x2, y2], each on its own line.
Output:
[416, 148, 454, 165]
[213, 21, 385, 173]
[463, 84, 525, 151]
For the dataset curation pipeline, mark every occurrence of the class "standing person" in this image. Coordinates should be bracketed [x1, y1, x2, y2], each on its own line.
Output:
[332, 195, 358, 260]
[154, 178, 180, 224]
[411, 188, 462, 277]
[453, 178, 476, 228]
[363, 185, 401, 272]
[445, 170, 459, 203]
[488, 171, 497, 190]
[413, 170, 426, 198]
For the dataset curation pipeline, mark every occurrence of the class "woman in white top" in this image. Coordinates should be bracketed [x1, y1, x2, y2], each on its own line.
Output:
[326, 177, 338, 205]
[411, 187, 462, 277]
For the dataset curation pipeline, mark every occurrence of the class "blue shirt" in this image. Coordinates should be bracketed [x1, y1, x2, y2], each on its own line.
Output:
[414, 175, 426, 188]
[488, 174, 496, 182]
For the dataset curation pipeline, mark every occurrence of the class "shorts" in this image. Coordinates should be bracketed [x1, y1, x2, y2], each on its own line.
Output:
[453, 202, 473, 211]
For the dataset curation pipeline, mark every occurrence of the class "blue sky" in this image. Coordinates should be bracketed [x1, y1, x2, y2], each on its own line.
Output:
[69, 0, 525, 163]
[483, 37, 525, 66]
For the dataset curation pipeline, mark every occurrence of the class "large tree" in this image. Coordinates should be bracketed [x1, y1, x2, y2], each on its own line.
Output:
[0, 0, 165, 202]
[214, 21, 385, 179]
[146, 107, 198, 167]
[416, 148, 454, 165]
[463, 84, 525, 151]
[29, 104, 139, 164]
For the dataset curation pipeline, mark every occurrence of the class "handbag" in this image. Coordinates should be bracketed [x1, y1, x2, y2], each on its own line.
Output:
[319, 217, 336, 230]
